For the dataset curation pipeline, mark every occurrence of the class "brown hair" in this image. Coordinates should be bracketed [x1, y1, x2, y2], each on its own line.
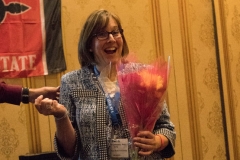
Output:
[78, 9, 129, 67]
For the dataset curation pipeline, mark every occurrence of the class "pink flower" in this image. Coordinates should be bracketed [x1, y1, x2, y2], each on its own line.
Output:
[117, 57, 170, 138]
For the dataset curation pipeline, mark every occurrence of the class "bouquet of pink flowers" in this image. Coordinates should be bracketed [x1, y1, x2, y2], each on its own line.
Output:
[117, 57, 170, 159]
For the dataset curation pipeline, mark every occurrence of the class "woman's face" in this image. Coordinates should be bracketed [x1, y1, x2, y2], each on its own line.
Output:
[91, 17, 123, 70]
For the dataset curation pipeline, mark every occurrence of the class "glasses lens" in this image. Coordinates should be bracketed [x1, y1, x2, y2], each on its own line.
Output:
[112, 31, 121, 37]
[97, 32, 108, 40]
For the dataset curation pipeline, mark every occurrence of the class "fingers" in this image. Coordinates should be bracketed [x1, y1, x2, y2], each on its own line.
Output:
[55, 88, 60, 101]
[45, 99, 53, 110]
[35, 95, 43, 105]
[41, 86, 60, 101]
[137, 131, 154, 138]
[56, 86, 60, 92]
[34, 97, 67, 118]
[34, 97, 55, 115]
[133, 141, 155, 156]
[132, 131, 156, 156]
[53, 86, 60, 100]
[138, 149, 153, 156]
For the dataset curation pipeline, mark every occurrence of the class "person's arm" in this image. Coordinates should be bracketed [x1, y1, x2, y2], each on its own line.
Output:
[154, 134, 169, 151]
[55, 106, 77, 157]
[0, 81, 60, 105]
[55, 76, 78, 157]
[0, 82, 22, 105]
[34, 95, 76, 157]
[152, 101, 176, 157]
[28, 86, 60, 103]
[34, 75, 77, 158]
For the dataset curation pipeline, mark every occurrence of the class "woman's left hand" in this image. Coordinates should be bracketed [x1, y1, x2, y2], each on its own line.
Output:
[132, 131, 161, 156]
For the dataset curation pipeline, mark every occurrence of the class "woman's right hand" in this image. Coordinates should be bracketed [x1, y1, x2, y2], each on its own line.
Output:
[34, 95, 67, 118]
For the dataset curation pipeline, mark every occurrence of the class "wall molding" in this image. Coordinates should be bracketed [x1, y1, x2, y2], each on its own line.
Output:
[213, 0, 239, 159]
[177, 0, 203, 159]
[150, 0, 164, 58]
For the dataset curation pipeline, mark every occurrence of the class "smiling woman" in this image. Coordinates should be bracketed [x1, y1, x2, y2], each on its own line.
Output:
[90, 16, 124, 72]
[34, 9, 176, 160]
[78, 9, 129, 69]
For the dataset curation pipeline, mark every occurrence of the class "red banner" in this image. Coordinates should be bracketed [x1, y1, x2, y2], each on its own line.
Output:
[0, 0, 66, 78]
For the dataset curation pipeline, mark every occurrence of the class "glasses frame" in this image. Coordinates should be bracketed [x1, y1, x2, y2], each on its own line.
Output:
[93, 29, 124, 40]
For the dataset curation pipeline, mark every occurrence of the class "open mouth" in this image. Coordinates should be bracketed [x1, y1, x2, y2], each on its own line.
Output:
[104, 47, 117, 54]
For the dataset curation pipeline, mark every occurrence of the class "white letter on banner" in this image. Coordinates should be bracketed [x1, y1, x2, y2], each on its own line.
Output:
[0, 56, 10, 72]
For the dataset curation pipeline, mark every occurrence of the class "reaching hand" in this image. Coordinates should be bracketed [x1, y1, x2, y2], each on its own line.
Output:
[41, 86, 60, 101]
[29, 86, 60, 103]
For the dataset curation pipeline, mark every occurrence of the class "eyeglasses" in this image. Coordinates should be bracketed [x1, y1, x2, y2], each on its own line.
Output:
[93, 29, 123, 40]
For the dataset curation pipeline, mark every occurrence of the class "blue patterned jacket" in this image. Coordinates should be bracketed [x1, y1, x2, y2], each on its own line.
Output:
[54, 65, 176, 160]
